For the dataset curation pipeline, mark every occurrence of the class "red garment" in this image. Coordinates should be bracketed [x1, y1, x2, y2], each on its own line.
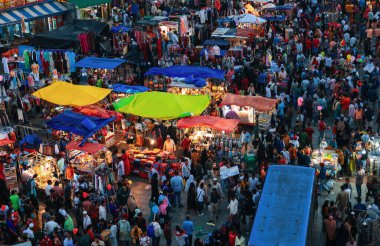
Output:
[305, 38, 312, 50]
[312, 38, 320, 48]
[181, 138, 191, 151]
[40, 236, 53, 246]
[318, 121, 326, 131]
[157, 38, 163, 59]
[87, 230, 95, 241]
[341, 97, 351, 110]
[241, 77, 249, 91]
[215, 0, 221, 11]
[78, 33, 90, 53]
[0, 163, 4, 181]
[278, 158, 286, 164]
[304, 127, 314, 141]
[121, 153, 131, 175]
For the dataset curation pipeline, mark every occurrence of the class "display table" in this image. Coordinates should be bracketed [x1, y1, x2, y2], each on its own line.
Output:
[311, 149, 340, 176]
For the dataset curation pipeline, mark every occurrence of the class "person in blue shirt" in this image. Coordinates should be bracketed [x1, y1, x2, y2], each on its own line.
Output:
[182, 216, 194, 246]
[170, 171, 184, 208]
[277, 101, 285, 120]
[318, 162, 330, 195]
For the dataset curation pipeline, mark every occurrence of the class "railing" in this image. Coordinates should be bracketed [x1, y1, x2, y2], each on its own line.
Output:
[0, 0, 46, 11]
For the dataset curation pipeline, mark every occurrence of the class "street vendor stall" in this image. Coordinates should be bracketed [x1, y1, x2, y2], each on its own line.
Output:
[220, 93, 277, 128]
[20, 152, 58, 189]
[66, 140, 106, 173]
[367, 137, 380, 175]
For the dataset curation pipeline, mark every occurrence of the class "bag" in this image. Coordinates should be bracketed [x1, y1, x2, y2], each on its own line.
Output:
[147, 223, 155, 238]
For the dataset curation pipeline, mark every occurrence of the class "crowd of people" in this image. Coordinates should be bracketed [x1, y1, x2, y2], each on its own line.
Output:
[1, 0, 380, 245]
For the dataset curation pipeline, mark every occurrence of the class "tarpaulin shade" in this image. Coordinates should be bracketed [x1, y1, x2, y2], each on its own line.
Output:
[220, 93, 278, 112]
[114, 92, 210, 120]
[32, 20, 109, 49]
[239, 14, 266, 24]
[0, 139, 14, 146]
[203, 39, 229, 46]
[111, 25, 132, 33]
[32, 81, 111, 106]
[47, 111, 115, 145]
[66, 140, 104, 154]
[73, 105, 124, 121]
[249, 166, 315, 246]
[111, 84, 150, 94]
[68, 0, 111, 8]
[145, 66, 225, 79]
[75, 57, 126, 69]
[177, 116, 239, 132]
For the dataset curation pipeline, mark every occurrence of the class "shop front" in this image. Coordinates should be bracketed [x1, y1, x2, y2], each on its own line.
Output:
[0, 0, 73, 46]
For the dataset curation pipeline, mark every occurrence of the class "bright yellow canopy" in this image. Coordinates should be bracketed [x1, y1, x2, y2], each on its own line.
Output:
[32, 81, 111, 106]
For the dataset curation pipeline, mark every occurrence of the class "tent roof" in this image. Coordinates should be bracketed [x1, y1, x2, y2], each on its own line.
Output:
[66, 140, 105, 154]
[32, 19, 109, 49]
[75, 57, 126, 69]
[114, 92, 210, 120]
[68, 0, 111, 8]
[239, 14, 266, 24]
[145, 66, 225, 79]
[249, 166, 315, 246]
[0, 139, 14, 146]
[111, 84, 150, 94]
[32, 81, 111, 106]
[73, 105, 124, 121]
[203, 39, 230, 46]
[220, 93, 278, 112]
[47, 111, 115, 145]
[177, 116, 239, 132]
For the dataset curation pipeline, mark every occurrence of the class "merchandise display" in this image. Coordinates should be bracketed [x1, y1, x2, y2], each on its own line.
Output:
[21, 153, 58, 188]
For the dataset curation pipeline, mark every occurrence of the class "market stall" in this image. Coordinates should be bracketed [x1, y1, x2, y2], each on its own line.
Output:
[1, 151, 17, 191]
[367, 137, 380, 175]
[75, 57, 127, 84]
[310, 147, 340, 176]
[20, 152, 58, 189]
[219, 93, 277, 128]
[66, 140, 106, 173]
[177, 116, 239, 151]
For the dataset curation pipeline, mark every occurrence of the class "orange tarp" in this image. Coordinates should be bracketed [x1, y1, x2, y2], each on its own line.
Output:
[177, 116, 239, 132]
[219, 93, 278, 112]
[73, 105, 124, 121]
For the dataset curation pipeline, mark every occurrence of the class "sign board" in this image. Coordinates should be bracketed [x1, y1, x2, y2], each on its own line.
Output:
[220, 165, 239, 179]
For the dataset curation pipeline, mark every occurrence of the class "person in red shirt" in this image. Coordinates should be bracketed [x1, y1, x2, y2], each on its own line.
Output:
[121, 149, 130, 175]
[340, 96, 351, 115]
[318, 119, 327, 144]
[305, 37, 312, 57]
[180, 134, 191, 157]
[312, 37, 320, 55]
[240, 76, 249, 91]
[304, 123, 315, 144]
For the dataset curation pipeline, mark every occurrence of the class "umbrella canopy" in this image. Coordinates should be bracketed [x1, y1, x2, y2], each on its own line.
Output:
[262, 3, 276, 9]
[177, 116, 239, 132]
[220, 93, 278, 112]
[114, 92, 210, 120]
[32, 81, 111, 106]
[239, 14, 266, 24]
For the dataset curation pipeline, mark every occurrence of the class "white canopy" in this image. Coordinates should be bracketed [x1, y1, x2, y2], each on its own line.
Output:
[261, 3, 276, 9]
[239, 14, 266, 24]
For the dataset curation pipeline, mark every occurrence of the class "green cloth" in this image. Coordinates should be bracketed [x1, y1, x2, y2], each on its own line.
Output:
[68, 0, 111, 8]
[96, 79, 103, 88]
[64, 215, 74, 232]
[114, 92, 210, 120]
[9, 194, 19, 211]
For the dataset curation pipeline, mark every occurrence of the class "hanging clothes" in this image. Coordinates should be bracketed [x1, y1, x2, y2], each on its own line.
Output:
[23, 51, 30, 71]
[2, 57, 9, 74]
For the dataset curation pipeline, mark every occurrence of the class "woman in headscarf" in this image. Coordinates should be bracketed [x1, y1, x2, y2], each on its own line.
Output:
[186, 182, 197, 212]
[150, 173, 159, 204]
[185, 175, 196, 193]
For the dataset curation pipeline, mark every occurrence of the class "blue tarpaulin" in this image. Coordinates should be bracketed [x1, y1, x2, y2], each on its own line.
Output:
[203, 39, 229, 46]
[111, 84, 150, 94]
[75, 57, 126, 69]
[19, 134, 42, 150]
[47, 111, 115, 145]
[266, 5, 293, 11]
[145, 66, 225, 79]
[111, 25, 132, 33]
[263, 15, 286, 21]
[200, 49, 226, 57]
[249, 165, 315, 246]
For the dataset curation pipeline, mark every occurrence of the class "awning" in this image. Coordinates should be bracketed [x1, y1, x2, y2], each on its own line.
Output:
[203, 39, 229, 46]
[111, 84, 150, 94]
[32, 81, 111, 106]
[68, 0, 111, 8]
[0, 1, 71, 26]
[145, 66, 225, 80]
[220, 93, 278, 112]
[168, 81, 206, 89]
[0, 139, 14, 146]
[177, 116, 239, 132]
[47, 110, 115, 145]
[73, 105, 124, 121]
[75, 57, 126, 69]
[114, 92, 210, 120]
[66, 140, 105, 154]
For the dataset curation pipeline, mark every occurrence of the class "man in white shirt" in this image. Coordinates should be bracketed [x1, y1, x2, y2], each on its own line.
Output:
[248, 175, 258, 192]
[45, 180, 53, 196]
[99, 201, 107, 221]
[44, 217, 60, 235]
[227, 196, 238, 218]
[163, 135, 176, 153]
[181, 158, 191, 180]
[23, 223, 34, 240]
[83, 211, 92, 231]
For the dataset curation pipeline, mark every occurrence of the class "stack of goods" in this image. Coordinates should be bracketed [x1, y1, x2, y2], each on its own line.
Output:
[127, 147, 179, 179]
[68, 150, 97, 173]
[27, 155, 57, 188]
[258, 114, 271, 129]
